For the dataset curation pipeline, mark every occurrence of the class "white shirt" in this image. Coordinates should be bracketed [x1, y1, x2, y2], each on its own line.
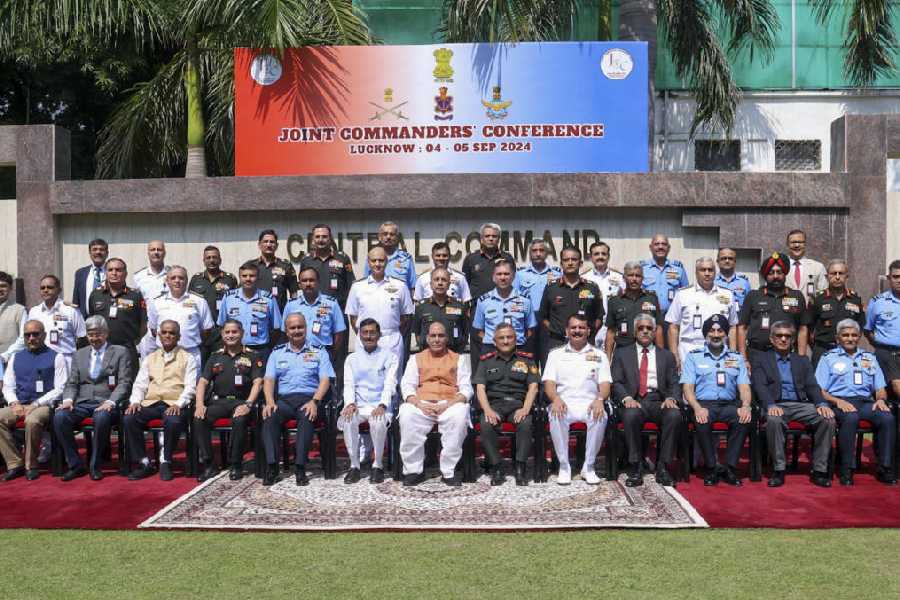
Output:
[147, 291, 214, 351]
[582, 267, 625, 346]
[635, 344, 658, 392]
[26, 299, 87, 357]
[132, 264, 170, 302]
[413, 268, 472, 303]
[82, 264, 106, 310]
[542, 342, 611, 406]
[665, 285, 737, 346]
[346, 276, 414, 335]
[128, 349, 197, 408]
[343, 346, 398, 409]
[2, 350, 68, 406]
[400, 352, 473, 401]
[786, 256, 827, 302]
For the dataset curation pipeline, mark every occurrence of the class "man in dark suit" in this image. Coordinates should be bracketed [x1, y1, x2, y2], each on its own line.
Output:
[53, 315, 133, 481]
[72, 238, 109, 319]
[611, 312, 682, 487]
[751, 320, 834, 488]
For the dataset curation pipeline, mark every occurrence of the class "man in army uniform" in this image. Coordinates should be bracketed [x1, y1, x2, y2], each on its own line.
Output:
[737, 252, 808, 369]
[805, 259, 865, 367]
[604, 261, 663, 359]
[194, 319, 264, 482]
[473, 323, 539, 486]
[413, 267, 467, 353]
[538, 246, 604, 364]
[189, 246, 237, 363]
[248, 229, 296, 310]
[88, 257, 145, 370]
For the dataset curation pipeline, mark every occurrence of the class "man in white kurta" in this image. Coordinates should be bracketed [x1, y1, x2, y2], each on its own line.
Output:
[398, 321, 472, 487]
[542, 314, 611, 485]
[338, 318, 399, 484]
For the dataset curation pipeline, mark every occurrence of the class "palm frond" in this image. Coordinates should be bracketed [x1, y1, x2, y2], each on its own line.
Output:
[439, 0, 579, 43]
[717, 0, 779, 59]
[201, 48, 234, 175]
[844, 0, 897, 85]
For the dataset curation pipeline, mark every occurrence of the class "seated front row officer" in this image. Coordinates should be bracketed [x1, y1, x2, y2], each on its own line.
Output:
[751, 320, 834, 488]
[125, 319, 197, 481]
[816, 318, 896, 486]
[54, 315, 133, 481]
[194, 319, 264, 482]
[681, 314, 752, 487]
[261, 313, 334, 487]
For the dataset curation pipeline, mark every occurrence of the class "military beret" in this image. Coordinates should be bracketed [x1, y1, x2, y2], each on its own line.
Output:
[702, 314, 730, 337]
[760, 251, 790, 278]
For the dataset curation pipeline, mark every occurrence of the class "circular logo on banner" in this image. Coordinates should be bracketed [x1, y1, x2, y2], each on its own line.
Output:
[600, 49, 634, 80]
[250, 55, 283, 86]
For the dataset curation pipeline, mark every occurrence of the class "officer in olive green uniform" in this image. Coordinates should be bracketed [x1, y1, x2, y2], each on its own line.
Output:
[412, 267, 468, 353]
[248, 229, 297, 310]
[189, 246, 238, 363]
[805, 259, 866, 367]
[604, 261, 663, 357]
[472, 323, 540, 486]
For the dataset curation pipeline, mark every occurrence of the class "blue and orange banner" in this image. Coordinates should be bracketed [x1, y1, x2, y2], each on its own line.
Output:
[234, 42, 648, 176]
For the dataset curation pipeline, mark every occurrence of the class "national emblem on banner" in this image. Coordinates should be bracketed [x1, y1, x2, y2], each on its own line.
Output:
[433, 48, 454, 82]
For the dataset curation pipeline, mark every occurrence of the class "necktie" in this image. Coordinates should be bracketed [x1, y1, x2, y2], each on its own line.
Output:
[93, 267, 102, 289]
[794, 261, 801, 288]
[638, 348, 649, 397]
[91, 351, 102, 380]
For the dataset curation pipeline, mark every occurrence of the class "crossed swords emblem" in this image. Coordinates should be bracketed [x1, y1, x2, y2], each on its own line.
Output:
[369, 100, 409, 121]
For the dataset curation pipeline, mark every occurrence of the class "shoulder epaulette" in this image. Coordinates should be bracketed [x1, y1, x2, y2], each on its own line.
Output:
[515, 350, 534, 359]
[272, 343, 287, 351]
[480, 351, 497, 360]
[320, 292, 337, 302]
[735, 272, 749, 280]
[478, 292, 492, 301]
[212, 347, 225, 354]
[643, 289, 658, 297]
[610, 268, 623, 275]
[689, 347, 704, 353]
[188, 290, 204, 299]
[259, 289, 273, 298]
[671, 259, 684, 267]
[354, 276, 368, 283]
[192, 271, 204, 279]
[223, 288, 238, 297]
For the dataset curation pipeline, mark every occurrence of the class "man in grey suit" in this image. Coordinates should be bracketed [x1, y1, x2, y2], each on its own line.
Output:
[54, 315, 133, 481]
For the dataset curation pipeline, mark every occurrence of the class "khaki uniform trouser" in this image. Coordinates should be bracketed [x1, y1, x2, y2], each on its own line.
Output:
[0, 405, 51, 470]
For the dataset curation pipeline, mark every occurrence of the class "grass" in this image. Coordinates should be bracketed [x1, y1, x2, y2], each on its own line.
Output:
[8, 528, 900, 599]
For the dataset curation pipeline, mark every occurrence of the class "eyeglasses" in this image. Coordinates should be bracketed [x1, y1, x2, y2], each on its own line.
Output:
[23, 332, 42, 338]
[636, 326, 655, 332]
[772, 333, 793, 339]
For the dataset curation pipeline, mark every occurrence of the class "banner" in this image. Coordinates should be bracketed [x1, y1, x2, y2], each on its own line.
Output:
[234, 42, 648, 176]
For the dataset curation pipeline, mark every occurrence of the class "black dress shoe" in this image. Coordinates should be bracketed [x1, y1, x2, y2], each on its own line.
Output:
[703, 469, 718, 486]
[810, 471, 831, 488]
[90, 470, 104, 481]
[26, 468, 40, 481]
[402, 472, 426, 487]
[490, 466, 506, 486]
[369, 468, 385, 484]
[441, 474, 462, 487]
[62, 466, 87, 482]
[2, 467, 25, 482]
[767, 470, 785, 488]
[197, 464, 218, 482]
[295, 467, 309, 486]
[876, 468, 898, 486]
[720, 467, 742, 487]
[625, 463, 643, 487]
[655, 467, 675, 488]
[262, 464, 282, 486]
[159, 463, 174, 481]
[128, 463, 156, 481]
[839, 469, 854, 486]
[229, 465, 243, 480]
[514, 462, 528, 486]
[344, 468, 361, 484]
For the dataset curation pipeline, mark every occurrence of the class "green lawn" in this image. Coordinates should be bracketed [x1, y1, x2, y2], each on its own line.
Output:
[10, 529, 900, 599]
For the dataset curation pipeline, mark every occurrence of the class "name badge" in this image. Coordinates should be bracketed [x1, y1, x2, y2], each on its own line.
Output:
[761, 316, 770, 330]
[250, 322, 260, 337]
[35, 380, 45, 393]
[216, 299, 222, 312]
[619, 321, 628, 334]
[271, 286, 279, 297]
[235, 374, 244, 386]
[49, 330, 60, 345]
[693, 313, 702, 330]
[109, 305, 118, 319]
[311, 321, 322, 335]
[330, 277, 338, 290]
[853, 370, 863, 386]
[504, 316, 513, 324]
[716, 371, 726, 387]
[108, 375, 116, 388]
[452, 326, 459, 338]
[806, 282, 814, 297]
[667, 289, 675, 302]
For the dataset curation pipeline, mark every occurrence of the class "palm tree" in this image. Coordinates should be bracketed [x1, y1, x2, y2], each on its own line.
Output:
[444, 0, 898, 146]
[0, 0, 372, 178]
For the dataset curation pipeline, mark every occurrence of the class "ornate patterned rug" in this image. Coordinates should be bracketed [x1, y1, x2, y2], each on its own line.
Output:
[140, 467, 707, 531]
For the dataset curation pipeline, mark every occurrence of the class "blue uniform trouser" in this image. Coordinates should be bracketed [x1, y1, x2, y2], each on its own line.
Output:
[263, 394, 315, 467]
[835, 396, 895, 469]
[53, 401, 119, 471]
[695, 401, 749, 469]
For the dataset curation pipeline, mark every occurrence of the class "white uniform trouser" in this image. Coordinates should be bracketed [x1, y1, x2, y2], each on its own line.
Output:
[548, 401, 608, 470]
[677, 340, 703, 365]
[138, 332, 157, 359]
[398, 401, 469, 478]
[338, 406, 391, 469]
